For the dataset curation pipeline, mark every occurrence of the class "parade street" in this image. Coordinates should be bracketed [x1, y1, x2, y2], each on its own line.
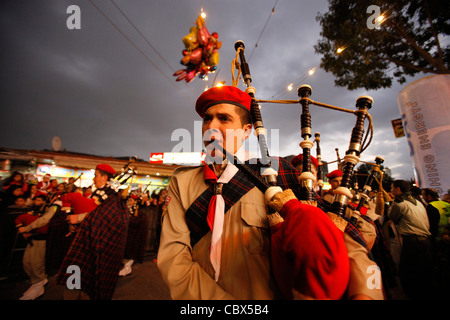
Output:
[0, 255, 171, 300]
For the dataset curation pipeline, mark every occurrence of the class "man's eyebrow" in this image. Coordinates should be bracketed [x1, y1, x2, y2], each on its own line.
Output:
[204, 111, 235, 118]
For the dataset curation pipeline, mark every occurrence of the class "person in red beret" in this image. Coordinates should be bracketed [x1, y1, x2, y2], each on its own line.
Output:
[195, 85, 253, 163]
[291, 153, 319, 173]
[290, 153, 334, 214]
[323, 169, 343, 203]
[56, 163, 129, 300]
[45, 189, 100, 278]
[290, 153, 320, 189]
[157, 85, 351, 300]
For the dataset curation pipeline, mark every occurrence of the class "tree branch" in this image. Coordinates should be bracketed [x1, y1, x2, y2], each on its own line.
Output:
[386, 17, 448, 73]
[423, 0, 444, 65]
[381, 55, 445, 74]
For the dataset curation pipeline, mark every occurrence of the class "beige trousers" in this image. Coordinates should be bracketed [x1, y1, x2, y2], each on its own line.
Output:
[23, 239, 47, 284]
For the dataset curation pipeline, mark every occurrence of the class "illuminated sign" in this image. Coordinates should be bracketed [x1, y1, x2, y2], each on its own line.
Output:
[150, 152, 206, 165]
[37, 164, 94, 179]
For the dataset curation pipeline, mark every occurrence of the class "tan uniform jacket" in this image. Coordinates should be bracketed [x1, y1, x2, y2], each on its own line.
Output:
[325, 195, 384, 299]
[157, 166, 278, 300]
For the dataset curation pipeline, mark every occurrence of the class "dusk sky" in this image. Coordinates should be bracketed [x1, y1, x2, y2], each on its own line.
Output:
[1, 0, 429, 180]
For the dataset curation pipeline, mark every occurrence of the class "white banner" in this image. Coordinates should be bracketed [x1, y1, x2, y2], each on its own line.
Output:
[397, 74, 450, 197]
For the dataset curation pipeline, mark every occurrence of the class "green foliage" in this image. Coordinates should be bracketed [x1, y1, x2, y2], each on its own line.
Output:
[314, 0, 450, 90]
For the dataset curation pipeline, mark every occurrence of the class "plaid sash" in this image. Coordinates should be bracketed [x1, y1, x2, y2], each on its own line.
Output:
[185, 157, 301, 247]
[185, 167, 254, 247]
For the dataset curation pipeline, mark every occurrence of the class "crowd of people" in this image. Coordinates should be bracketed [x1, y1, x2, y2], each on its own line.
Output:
[287, 153, 450, 300]
[0, 85, 449, 301]
[0, 170, 167, 300]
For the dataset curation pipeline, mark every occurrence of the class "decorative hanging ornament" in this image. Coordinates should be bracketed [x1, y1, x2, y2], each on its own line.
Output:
[173, 13, 222, 83]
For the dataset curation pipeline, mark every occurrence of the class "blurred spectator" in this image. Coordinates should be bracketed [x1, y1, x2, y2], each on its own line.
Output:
[388, 180, 433, 299]
[119, 194, 148, 276]
[37, 174, 51, 192]
[24, 184, 40, 206]
[1, 171, 28, 194]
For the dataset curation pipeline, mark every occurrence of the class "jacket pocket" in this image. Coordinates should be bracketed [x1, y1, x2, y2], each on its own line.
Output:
[240, 202, 269, 254]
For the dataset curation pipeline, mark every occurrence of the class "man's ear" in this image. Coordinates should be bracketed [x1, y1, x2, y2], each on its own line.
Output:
[243, 124, 252, 139]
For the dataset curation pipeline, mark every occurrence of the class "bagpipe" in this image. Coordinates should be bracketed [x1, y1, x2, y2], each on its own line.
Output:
[314, 132, 325, 197]
[82, 158, 139, 196]
[64, 160, 139, 237]
[115, 157, 138, 182]
[353, 156, 384, 214]
[349, 156, 391, 217]
[222, 40, 383, 299]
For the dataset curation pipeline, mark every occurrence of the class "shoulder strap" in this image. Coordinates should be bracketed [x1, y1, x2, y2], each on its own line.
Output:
[185, 169, 254, 247]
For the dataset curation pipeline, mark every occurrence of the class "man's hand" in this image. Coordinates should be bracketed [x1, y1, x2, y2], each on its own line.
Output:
[67, 214, 80, 224]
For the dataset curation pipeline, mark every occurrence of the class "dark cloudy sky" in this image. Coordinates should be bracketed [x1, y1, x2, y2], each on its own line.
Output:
[1, 0, 426, 180]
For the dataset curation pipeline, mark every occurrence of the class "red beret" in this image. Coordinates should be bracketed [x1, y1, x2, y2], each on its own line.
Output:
[96, 164, 116, 175]
[291, 154, 318, 169]
[195, 85, 251, 118]
[327, 169, 343, 180]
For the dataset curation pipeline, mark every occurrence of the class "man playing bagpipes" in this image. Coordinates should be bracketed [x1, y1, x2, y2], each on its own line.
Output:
[15, 194, 62, 300]
[157, 86, 350, 300]
[55, 164, 129, 300]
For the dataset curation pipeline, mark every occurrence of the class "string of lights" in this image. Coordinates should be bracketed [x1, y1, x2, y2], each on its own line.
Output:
[271, 65, 319, 99]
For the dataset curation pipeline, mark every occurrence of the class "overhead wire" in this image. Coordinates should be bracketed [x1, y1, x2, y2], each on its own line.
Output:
[247, 0, 279, 62]
[87, 0, 195, 103]
[110, 0, 176, 73]
[109, 0, 200, 99]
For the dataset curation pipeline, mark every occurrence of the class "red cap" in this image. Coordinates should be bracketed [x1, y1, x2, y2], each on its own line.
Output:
[327, 169, 343, 180]
[291, 154, 318, 169]
[195, 86, 251, 118]
[96, 164, 116, 175]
